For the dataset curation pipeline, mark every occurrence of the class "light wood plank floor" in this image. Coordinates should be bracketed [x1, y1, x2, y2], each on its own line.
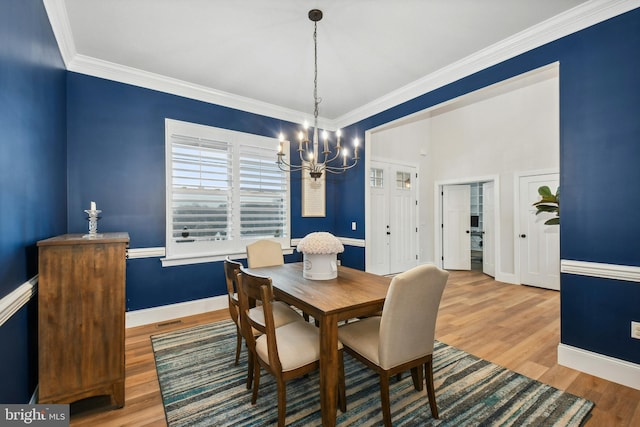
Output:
[70, 270, 640, 426]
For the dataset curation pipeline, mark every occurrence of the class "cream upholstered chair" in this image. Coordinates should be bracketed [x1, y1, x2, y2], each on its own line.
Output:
[237, 267, 346, 427]
[246, 239, 284, 268]
[224, 257, 303, 389]
[338, 264, 449, 427]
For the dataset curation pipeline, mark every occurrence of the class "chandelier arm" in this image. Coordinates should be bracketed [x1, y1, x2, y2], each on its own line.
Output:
[277, 156, 305, 172]
[324, 159, 359, 174]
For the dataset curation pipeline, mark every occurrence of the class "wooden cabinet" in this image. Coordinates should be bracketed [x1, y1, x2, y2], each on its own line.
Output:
[37, 232, 129, 407]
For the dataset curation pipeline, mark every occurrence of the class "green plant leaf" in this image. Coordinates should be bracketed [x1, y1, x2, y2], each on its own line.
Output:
[544, 217, 560, 225]
[538, 186, 553, 197]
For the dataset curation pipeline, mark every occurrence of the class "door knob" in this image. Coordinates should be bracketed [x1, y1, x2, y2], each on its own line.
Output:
[520, 234, 527, 238]
[466, 230, 470, 234]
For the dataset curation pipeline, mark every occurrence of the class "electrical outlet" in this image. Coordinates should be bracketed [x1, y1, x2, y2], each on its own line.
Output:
[351, 221, 357, 231]
[632, 321, 640, 339]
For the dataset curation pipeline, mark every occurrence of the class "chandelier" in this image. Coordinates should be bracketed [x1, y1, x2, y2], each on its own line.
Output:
[277, 9, 359, 180]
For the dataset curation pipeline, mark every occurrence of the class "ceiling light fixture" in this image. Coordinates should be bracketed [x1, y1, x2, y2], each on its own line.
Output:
[277, 9, 359, 180]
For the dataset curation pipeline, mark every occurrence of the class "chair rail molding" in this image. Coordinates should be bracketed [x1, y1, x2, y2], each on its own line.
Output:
[0, 276, 38, 326]
[561, 259, 640, 283]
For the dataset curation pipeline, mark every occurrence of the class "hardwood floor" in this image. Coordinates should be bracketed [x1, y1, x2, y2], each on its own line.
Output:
[70, 270, 640, 426]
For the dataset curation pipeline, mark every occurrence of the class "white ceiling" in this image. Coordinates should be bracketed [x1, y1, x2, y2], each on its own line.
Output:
[45, 1, 635, 127]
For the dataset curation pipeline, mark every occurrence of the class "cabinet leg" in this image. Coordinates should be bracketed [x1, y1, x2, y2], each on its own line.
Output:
[111, 381, 125, 408]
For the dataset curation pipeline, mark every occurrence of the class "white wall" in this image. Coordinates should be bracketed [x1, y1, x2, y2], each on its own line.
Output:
[369, 64, 559, 280]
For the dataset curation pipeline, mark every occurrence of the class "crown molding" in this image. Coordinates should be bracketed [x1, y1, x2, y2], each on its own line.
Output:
[67, 54, 312, 126]
[44, 0, 640, 130]
[43, 0, 76, 66]
[334, 0, 640, 128]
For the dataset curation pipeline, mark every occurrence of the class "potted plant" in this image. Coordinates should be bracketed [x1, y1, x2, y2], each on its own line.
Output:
[296, 232, 344, 280]
[533, 185, 559, 225]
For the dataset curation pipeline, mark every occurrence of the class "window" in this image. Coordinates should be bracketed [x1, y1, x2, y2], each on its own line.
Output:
[164, 119, 289, 265]
[396, 171, 411, 190]
[370, 168, 384, 188]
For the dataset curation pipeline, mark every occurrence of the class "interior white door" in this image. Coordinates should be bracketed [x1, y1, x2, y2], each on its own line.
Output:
[368, 162, 390, 275]
[389, 167, 417, 273]
[518, 173, 560, 290]
[442, 184, 471, 270]
[482, 181, 495, 277]
[367, 161, 418, 275]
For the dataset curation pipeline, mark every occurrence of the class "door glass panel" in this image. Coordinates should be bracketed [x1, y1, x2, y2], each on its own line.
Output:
[370, 168, 384, 188]
[396, 171, 411, 190]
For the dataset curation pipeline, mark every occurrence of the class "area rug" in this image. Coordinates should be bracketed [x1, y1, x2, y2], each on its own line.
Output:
[151, 320, 594, 426]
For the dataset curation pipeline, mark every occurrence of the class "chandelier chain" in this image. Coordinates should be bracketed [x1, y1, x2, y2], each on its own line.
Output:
[313, 21, 320, 126]
[275, 9, 359, 180]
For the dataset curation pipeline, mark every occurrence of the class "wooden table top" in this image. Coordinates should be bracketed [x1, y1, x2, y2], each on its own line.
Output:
[246, 262, 391, 319]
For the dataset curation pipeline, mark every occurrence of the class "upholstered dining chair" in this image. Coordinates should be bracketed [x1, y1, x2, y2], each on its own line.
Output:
[224, 257, 303, 389]
[246, 239, 284, 268]
[237, 267, 346, 427]
[337, 264, 449, 427]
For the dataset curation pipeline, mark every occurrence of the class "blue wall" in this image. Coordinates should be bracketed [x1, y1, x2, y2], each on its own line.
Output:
[2, 1, 639, 403]
[341, 9, 640, 365]
[66, 74, 360, 310]
[0, 0, 67, 403]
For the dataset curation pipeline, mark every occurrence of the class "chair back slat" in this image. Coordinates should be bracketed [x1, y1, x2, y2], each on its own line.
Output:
[238, 267, 283, 373]
[378, 264, 449, 369]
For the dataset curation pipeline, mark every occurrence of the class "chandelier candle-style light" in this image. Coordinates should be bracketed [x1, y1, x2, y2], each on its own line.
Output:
[277, 9, 359, 180]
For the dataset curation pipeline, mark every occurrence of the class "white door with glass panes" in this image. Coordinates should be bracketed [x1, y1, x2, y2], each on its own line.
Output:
[368, 161, 418, 275]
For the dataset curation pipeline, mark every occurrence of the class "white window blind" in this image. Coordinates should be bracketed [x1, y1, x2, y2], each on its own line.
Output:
[239, 145, 288, 239]
[165, 119, 290, 264]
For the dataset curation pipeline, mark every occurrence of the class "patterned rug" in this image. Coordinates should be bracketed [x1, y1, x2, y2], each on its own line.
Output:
[151, 320, 594, 426]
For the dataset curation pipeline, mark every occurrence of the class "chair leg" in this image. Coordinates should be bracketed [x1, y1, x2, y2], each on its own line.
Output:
[246, 350, 254, 390]
[277, 379, 287, 427]
[410, 365, 424, 391]
[425, 360, 439, 419]
[251, 360, 261, 405]
[380, 374, 392, 427]
[338, 350, 347, 413]
[234, 326, 242, 366]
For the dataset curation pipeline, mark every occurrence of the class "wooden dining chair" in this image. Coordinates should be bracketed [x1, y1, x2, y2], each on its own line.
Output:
[246, 239, 312, 322]
[223, 257, 244, 366]
[337, 264, 449, 427]
[237, 267, 346, 427]
[246, 239, 284, 268]
[224, 257, 303, 389]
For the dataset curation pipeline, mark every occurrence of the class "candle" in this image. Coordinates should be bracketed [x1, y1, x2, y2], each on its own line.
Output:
[297, 131, 303, 151]
[353, 138, 360, 159]
[322, 130, 329, 153]
[90, 201, 96, 211]
[342, 148, 348, 167]
[336, 129, 341, 148]
[303, 121, 309, 141]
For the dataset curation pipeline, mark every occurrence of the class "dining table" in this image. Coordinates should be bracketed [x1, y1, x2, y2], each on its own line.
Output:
[246, 262, 391, 427]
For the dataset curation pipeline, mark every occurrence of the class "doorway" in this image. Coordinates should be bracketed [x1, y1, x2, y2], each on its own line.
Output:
[438, 177, 497, 277]
[367, 160, 418, 275]
[517, 172, 560, 290]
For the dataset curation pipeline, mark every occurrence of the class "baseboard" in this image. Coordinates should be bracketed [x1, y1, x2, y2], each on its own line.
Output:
[29, 385, 38, 404]
[125, 295, 228, 328]
[557, 343, 640, 391]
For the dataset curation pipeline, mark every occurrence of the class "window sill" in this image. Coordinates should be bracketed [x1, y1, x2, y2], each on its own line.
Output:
[161, 247, 294, 267]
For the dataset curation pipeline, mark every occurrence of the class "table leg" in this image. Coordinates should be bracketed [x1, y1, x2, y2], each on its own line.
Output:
[319, 313, 339, 427]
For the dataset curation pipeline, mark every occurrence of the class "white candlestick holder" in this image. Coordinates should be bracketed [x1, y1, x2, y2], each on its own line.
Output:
[84, 209, 102, 238]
